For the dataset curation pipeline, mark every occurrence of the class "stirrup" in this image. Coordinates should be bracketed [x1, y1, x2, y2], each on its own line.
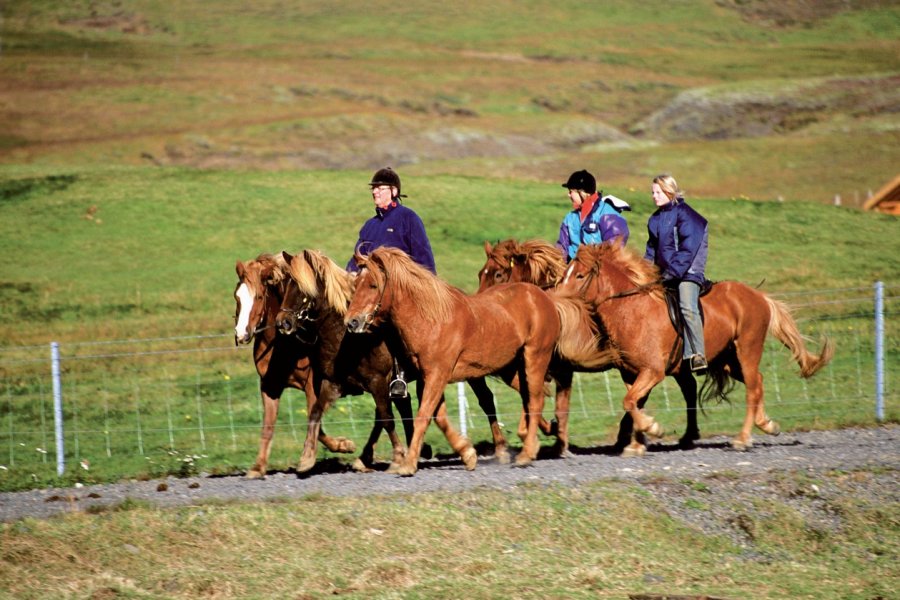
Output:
[389, 376, 408, 398]
[689, 354, 708, 373]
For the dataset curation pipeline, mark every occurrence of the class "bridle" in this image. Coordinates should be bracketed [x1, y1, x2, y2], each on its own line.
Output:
[359, 265, 389, 329]
[277, 286, 320, 344]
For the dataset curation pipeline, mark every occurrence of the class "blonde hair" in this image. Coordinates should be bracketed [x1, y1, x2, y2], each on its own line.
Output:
[652, 174, 682, 201]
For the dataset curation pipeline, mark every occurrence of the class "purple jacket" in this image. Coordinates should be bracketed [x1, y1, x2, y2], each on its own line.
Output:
[347, 202, 436, 273]
[644, 198, 708, 284]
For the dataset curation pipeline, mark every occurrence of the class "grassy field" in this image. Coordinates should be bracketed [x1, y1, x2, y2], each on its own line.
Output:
[1, 474, 897, 599]
[0, 3, 898, 596]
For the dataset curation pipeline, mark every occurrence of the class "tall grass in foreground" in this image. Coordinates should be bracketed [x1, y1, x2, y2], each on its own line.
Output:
[1, 476, 896, 599]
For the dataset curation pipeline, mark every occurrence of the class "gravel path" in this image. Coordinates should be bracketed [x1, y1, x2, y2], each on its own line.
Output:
[2, 426, 897, 528]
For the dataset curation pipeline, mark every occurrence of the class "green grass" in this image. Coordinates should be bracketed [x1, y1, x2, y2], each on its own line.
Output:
[0, 474, 896, 599]
[0, 165, 896, 491]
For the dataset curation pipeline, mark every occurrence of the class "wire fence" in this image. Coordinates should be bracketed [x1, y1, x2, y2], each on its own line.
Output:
[0, 283, 896, 485]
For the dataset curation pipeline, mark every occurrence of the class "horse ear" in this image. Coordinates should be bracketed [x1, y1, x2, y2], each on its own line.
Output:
[235, 260, 245, 277]
[281, 250, 294, 265]
[483, 240, 492, 256]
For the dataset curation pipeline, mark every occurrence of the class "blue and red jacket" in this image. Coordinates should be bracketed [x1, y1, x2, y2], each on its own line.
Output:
[644, 198, 708, 285]
[556, 193, 630, 262]
[347, 202, 436, 273]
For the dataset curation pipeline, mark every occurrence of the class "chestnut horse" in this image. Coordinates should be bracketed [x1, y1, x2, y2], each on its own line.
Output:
[345, 247, 605, 474]
[478, 238, 703, 455]
[275, 248, 421, 473]
[558, 242, 835, 453]
[233, 253, 355, 478]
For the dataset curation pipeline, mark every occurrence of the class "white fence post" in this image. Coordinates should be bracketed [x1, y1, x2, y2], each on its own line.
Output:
[457, 382, 468, 437]
[875, 281, 884, 421]
[50, 342, 65, 476]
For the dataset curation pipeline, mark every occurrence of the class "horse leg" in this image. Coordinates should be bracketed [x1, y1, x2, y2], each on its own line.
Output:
[515, 353, 553, 467]
[619, 370, 665, 451]
[297, 380, 344, 473]
[732, 343, 779, 451]
[247, 388, 279, 479]
[550, 368, 573, 458]
[613, 372, 645, 456]
[673, 369, 700, 448]
[468, 376, 510, 464]
[397, 376, 448, 476]
[505, 371, 555, 445]
[432, 399, 478, 471]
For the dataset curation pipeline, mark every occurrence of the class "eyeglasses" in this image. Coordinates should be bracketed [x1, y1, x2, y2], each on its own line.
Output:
[371, 185, 392, 193]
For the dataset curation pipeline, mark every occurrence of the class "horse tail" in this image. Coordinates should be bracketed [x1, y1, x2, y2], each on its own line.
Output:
[552, 295, 617, 369]
[765, 295, 835, 378]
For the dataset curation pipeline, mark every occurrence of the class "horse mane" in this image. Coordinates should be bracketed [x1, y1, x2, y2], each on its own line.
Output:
[253, 252, 289, 285]
[292, 249, 354, 315]
[518, 239, 567, 287]
[578, 243, 664, 300]
[488, 239, 566, 288]
[365, 247, 455, 323]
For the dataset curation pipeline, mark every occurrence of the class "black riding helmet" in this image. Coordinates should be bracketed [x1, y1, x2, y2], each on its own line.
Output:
[369, 167, 406, 198]
[562, 169, 597, 195]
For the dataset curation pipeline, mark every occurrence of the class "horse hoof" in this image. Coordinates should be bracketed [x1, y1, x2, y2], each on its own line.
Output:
[494, 447, 511, 465]
[245, 469, 265, 480]
[646, 421, 663, 438]
[461, 447, 478, 471]
[677, 437, 696, 450]
[420, 443, 433, 460]
[297, 456, 316, 473]
[351, 458, 372, 473]
[513, 454, 534, 467]
[731, 439, 752, 451]
[621, 444, 646, 458]
[337, 439, 357, 454]
[763, 420, 781, 436]
[396, 464, 418, 477]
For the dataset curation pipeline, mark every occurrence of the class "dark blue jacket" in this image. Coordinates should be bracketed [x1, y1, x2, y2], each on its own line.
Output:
[347, 202, 436, 273]
[644, 198, 708, 284]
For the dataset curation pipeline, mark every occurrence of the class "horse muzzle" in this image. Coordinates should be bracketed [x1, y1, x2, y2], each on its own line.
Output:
[345, 313, 373, 334]
[276, 312, 299, 336]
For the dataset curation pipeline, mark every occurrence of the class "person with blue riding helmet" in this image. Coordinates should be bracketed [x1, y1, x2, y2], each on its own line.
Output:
[347, 167, 436, 274]
[347, 167, 436, 398]
[555, 169, 630, 262]
[644, 173, 709, 373]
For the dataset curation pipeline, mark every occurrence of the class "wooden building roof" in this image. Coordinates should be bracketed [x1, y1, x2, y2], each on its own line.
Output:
[863, 174, 900, 215]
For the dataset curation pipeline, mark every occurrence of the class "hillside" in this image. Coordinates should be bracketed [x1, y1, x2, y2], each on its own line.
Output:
[1, 0, 898, 203]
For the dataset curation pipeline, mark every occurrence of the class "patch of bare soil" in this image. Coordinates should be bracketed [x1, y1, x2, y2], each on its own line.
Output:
[715, 0, 895, 27]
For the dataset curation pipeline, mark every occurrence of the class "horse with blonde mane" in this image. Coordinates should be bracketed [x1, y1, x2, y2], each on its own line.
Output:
[478, 238, 705, 455]
[345, 247, 606, 474]
[559, 242, 835, 453]
[233, 253, 355, 478]
[275, 249, 422, 473]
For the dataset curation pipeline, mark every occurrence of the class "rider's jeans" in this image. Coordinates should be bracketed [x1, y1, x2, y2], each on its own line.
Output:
[678, 281, 705, 359]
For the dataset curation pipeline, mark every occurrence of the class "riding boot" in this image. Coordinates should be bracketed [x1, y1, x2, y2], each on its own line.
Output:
[389, 358, 408, 399]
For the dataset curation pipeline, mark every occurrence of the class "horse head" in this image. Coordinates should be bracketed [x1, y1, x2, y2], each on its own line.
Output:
[233, 253, 288, 345]
[345, 250, 389, 334]
[277, 249, 354, 337]
[477, 239, 517, 292]
[558, 243, 662, 307]
[478, 239, 566, 293]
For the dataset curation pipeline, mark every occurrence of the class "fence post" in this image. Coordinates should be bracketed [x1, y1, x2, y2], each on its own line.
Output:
[457, 382, 468, 437]
[50, 342, 65, 476]
[874, 281, 884, 421]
